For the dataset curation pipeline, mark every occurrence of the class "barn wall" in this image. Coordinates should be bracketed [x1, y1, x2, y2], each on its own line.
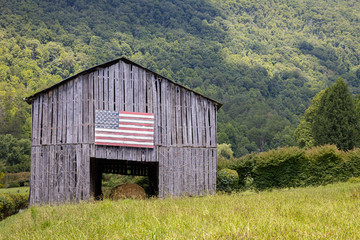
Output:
[157, 147, 217, 197]
[30, 59, 218, 204]
[30, 76, 91, 204]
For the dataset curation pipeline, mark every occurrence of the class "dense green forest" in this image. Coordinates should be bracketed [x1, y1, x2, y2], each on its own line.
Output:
[1, 0, 360, 171]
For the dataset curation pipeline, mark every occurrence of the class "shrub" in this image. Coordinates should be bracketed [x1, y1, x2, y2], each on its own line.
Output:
[0, 193, 28, 221]
[252, 147, 306, 190]
[304, 145, 347, 185]
[345, 148, 360, 178]
[219, 145, 360, 192]
[217, 168, 239, 193]
[0, 172, 30, 187]
[225, 153, 256, 189]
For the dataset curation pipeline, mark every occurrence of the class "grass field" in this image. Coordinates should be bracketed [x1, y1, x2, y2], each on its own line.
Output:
[0, 187, 29, 194]
[0, 182, 360, 239]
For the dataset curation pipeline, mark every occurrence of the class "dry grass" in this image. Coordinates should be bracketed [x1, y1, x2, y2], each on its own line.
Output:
[1, 182, 359, 239]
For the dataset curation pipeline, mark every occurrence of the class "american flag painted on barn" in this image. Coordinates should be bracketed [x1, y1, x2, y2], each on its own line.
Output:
[95, 110, 154, 148]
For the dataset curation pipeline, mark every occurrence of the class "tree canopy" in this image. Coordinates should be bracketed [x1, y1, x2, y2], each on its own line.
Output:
[295, 78, 359, 150]
[2, 0, 360, 168]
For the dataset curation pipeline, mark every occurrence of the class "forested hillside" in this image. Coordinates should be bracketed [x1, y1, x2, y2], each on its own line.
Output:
[1, 0, 360, 167]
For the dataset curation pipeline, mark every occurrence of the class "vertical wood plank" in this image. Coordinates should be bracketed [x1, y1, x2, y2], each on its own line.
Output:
[176, 87, 182, 146]
[49, 90, 56, 144]
[63, 145, 68, 202]
[82, 74, 89, 144]
[37, 95, 43, 145]
[158, 147, 164, 197]
[161, 79, 167, 146]
[66, 80, 74, 144]
[133, 65, 139, 112]
[124, 62, 132, 111]
[114, 62, 120, 111]
[34, 146, 40, 204]
[32, 98, 39, 145]
[49, 145, 55, 204]
[83, 144, 90, 200]
[205, 101, 210, 147]
[103, 67, 109, 111]
[93, 70, 99, 110]
[98, 68, 104, 110]
[88, 72, 94, 144]
[184, 148, 188, 196]
[153, 76, 160, 146]
[166, 80, 171, 147]
[30, 147, 36, 204]
[211, 104, 217, 147]
[139, 68, 145, 113]
[109, 64, 115, 111]
[187, 92, 192, 146]
[200, 148, 204, 195]
[42, 93, 49, 144]
[204, 149, 209, 194]
[119, 61, 125, 111]
[74, 77, 81, 143]
[170, 84, 176, 146]
[57, 85, 64, 144]
[196, 97, 202, 147]
[191, 93, 197, 146]
[79, 77, 83, 143]
[147, 70, 153, 113]
[191, 148, 196, 196]
[75, 144, 82, 201]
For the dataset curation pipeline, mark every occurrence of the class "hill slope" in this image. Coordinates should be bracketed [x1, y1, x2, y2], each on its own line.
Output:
[1, 0, 360, 156]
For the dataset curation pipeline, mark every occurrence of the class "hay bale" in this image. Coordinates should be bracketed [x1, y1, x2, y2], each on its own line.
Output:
[109, 183, 146, 200]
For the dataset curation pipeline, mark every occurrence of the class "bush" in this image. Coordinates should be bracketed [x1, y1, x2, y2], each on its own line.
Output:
[217, 168, 239, 193]
[0, 193, 28, 221]
[219, 145, 360, 192]
[345, 148, 360, 178]
[252, 147, 306, 190]
[304, 145, 347, 185]
[0, 172, 30, 188]
[225, 153, 256, 189]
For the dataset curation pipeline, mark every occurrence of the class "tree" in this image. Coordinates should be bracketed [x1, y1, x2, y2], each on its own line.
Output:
[294, 90, 325, 148]
[296, 78, 358, 150]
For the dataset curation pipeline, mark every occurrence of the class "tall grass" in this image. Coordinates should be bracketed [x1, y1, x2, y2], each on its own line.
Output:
[1, 182, 359, 239]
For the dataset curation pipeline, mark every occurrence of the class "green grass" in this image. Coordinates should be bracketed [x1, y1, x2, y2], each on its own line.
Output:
[0, 187, 29, 194]
[1, 182, 360, 239]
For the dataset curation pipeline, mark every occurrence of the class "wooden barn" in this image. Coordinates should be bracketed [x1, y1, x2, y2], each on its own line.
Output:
[25, 58, 221, 205]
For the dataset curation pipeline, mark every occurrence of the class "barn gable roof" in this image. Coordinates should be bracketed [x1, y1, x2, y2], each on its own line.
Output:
[24, 57, 222, 108]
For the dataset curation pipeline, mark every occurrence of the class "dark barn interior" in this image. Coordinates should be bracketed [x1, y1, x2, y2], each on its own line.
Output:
[90, 159, 159, 199]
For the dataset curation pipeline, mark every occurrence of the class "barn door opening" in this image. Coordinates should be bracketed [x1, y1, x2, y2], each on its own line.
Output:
[90, 158, 158, 200]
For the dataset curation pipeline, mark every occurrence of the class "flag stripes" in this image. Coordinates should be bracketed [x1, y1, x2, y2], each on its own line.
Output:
[95, 110, 154, 148]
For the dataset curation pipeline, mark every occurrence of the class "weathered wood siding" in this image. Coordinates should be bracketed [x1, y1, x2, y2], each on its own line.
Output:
[30, 59, 218, 204]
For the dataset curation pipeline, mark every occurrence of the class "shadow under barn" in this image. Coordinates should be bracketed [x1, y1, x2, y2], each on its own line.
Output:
[90, 158, 159, 199]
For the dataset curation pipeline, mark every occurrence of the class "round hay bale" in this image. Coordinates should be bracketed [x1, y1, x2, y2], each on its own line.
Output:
[109, 183, 146, 200]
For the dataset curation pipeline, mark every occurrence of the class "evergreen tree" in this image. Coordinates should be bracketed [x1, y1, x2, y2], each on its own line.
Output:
[312, 78, 358, 150]
[295, 89, 325, 148]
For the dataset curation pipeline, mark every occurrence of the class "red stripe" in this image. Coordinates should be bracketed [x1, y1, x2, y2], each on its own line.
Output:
[95, 142, 154, 148]
[118, 127, 154, 132]
[119, 111, 154, 116]
[95, 137, 154, 143]
[118, 122, 154, 127]
[95, 131, 153, 137]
